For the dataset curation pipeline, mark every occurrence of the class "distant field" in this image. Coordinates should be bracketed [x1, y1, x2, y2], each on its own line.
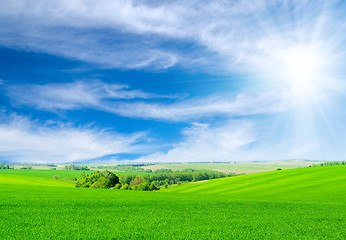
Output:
[0, 165, 345, 239]
[0, 174, 74, 188]
[0, 169, 91, 179]
[142, 161, 319, 173]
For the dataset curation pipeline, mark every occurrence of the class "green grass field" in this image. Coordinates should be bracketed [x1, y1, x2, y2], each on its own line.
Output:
[142, 161, 320, 173]
[0, 165, 345, 239]
[0, 169, 91, 179]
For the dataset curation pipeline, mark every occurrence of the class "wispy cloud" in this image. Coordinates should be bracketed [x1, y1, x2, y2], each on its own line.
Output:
[6, 80, 293, 121]
[6, 80, 181, 111]
[134, 120, 257, 163]
[1, 1, 345, 72]
[105, 91, 293, 121]
[0, 112, 146, 163]
[132, 118, 333, 163]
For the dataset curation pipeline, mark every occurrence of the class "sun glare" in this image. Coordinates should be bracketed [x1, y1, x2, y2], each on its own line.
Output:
[275, 45, 328, 98]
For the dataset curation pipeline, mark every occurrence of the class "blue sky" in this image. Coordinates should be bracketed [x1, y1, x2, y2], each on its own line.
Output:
[1, 0, 346, 164]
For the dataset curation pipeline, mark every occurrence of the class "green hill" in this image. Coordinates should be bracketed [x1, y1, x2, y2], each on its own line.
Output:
[0, 165, 345, 239]
[164, 165, 346, 202]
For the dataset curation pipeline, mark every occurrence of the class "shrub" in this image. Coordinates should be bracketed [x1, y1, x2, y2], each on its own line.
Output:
[138, 182, 150, 191]
[149, 182, 160, 191]
[53, 175, 60, 180]
[120, 184, 129, 190]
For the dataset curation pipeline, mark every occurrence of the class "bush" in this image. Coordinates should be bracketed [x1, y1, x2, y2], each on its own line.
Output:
[138, 182, 150, 191]
[120, 184, 129, 190]
[53, 175, 60, 180]
[149, 182, 160, 191]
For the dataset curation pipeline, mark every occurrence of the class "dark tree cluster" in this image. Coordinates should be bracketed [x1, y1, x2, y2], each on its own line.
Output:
[64, 165, 90, 170]
[153, 168, 173, 173]
[75, 169, 238, 191]
[117, 170, 237, 189]
[21, 165, 32, 169]
[75, 170, 119, 189]
[312, 161, 346, 167]
[95, 164, 153, 173]
[0, 164, 11, 169]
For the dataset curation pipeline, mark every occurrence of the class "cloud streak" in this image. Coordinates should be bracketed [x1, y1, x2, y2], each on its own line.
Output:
[0, 113, 146, 163]
[6, 80, 181, 111]
[6, 80, 294, 121]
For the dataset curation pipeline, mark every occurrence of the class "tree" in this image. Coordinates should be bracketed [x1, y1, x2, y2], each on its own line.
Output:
[130, 176, 144, 187]
[75, 170, 119, 189]
[149, 182, 160, 191]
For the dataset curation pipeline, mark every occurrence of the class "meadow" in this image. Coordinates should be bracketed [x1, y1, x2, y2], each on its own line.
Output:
[0, 165, 345, 239]
[0, 169, 89, 180]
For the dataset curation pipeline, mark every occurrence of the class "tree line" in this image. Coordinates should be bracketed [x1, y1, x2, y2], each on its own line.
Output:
[0, 164, 12, 169]
[64, 165, 90, 170]
[93, 164, 153, 173]
[312, 161, 346, 167]
[75, 169, 238, 191]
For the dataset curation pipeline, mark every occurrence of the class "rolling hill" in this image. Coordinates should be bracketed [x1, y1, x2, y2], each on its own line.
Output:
[164, 165, 346, 202]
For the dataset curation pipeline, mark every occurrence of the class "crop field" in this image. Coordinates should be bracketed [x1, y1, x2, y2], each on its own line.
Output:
[142, 161, 320, 173]
[0, 165, 345, 239]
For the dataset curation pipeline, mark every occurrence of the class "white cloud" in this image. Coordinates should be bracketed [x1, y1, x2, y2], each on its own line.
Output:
[0, 113, 146, 163]
[6, 80, 181, 111]
[131, 118, 333, 163]
[1, 0, 344, 72]
[105, 91, 293, 121]
[134, 120, 257, 163]
[6, 80, 295, 121]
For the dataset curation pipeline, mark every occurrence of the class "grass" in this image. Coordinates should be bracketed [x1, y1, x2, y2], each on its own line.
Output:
[0, 169, 91, 179]
[0, 165, 345, 239]
[163, 165, 346, 202]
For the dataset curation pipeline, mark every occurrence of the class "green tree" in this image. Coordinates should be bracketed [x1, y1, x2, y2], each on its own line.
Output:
[130, 176, 144, 187]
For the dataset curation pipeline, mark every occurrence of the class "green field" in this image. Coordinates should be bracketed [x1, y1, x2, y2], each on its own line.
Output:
[0, 169, 91, 180]
[142, 161, 320, 173]
[0, 165, 345, 239]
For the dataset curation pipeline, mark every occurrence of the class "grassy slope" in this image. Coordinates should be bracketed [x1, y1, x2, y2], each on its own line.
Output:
[0, 166, 345, 239]
[164, 165, 346, 202]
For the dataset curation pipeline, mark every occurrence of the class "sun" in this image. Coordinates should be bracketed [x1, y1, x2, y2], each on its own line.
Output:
[284, 50, 319, 87]
[274, 45, 328, 98]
